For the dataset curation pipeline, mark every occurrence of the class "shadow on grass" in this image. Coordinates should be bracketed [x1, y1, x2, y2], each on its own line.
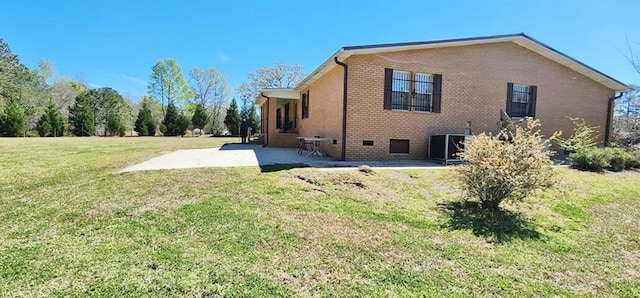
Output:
[260, 163, 310, 173]
[438, 201, 540, 243]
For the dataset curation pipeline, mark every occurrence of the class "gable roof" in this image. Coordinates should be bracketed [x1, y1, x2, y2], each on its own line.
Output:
[295, 33, 628, 92]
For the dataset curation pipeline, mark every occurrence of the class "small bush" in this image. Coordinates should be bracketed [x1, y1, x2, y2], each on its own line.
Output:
[456, 119, 557, 209]
[569, 147, 610, 172]
[554, 118, 599, 154]
[604, 147, 628, 172]
[627, 150, 640, 169]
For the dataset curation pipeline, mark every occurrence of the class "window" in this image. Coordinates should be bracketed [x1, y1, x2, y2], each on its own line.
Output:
[391, 71, 411, 110]
[276, 108, 282, 129]
[384, 68, 442, 113]
[414, 73, 433, 112]
[302, 90, 309, 119]
[507, 83, 537, 118]
[389, 139, 410, 154]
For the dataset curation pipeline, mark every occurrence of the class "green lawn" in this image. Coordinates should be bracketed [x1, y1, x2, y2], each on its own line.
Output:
[1, 137, 639, 297]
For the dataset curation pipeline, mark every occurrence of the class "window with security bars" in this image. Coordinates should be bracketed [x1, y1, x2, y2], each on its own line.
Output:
[414, 73, 433, 112]
[391, 71, 411, 110]
[511, 84, 530, 117]
[507, 83, 537, 118]
[391, 71, 433, 111]
[384, 68, 442, 113]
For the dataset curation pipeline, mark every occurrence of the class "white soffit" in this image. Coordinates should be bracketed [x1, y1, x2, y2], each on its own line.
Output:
[294, 34, 628, 92]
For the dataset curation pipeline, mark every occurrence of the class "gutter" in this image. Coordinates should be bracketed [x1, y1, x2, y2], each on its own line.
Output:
[604, 92, 624, 146]
[260, 92, 270, 147]
[334, 57, 348, 161]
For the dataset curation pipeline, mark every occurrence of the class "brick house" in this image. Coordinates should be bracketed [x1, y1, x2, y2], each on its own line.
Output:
[255, 33, 628, 161]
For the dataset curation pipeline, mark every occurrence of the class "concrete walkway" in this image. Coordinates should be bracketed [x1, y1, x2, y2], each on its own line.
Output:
[120, 143, 447, 173]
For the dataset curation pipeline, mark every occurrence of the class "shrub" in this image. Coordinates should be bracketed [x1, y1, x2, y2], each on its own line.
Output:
[554, 118, 598, 154]
[603, 147, 629, 172]
[569, 147, 610, 172]
[456, 119, 557, 209]
[626, 150, 640, 169]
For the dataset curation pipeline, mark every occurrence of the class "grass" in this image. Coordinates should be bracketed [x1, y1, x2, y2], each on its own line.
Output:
[1, 137, 639, 297]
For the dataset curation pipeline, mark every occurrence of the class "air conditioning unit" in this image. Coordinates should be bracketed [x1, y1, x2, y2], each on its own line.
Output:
[429, 134, 466, 164]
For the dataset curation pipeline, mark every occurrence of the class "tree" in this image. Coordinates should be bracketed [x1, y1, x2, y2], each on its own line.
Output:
[236, 62, 305, 104]
[139, 95, 163, 127]
[189, 67, 231, 134]
[0, 98, 27, 137]
[0, 38, 33, 106]
[162, 102, 189, 136]
[236, 62, 303, 135]
[91, 87, 129, 136]
[106, 113, 126, 137]
[135, 101, 157, 136]
[0, 39, 46, 132]
[148, 59, 193, 115]
[37, 103, 64, 137]
[613, 85, 640, 148]
[191, 103, 208, 132]
[50, 77, 84, 118]
[68, 92, 96, 136]
[224, 98, 240, 135]
[244, 104, 259, 133]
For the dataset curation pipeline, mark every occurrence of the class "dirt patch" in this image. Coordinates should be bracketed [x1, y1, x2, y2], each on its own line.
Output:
[590, 202, 640, 235]
[279, 211, 397, 246]
[294, 172, 367, 190]
[385, 171, 417, 184]
[253, 211, 412, 294]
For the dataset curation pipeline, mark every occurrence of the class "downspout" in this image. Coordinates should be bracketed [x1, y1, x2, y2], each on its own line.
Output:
[334, 57, 348, 161]
[605, 92, 624, 146]
[260, 92, 270, 147]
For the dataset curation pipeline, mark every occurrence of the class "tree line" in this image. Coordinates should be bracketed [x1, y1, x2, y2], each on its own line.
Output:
[1, 37, 304, 137]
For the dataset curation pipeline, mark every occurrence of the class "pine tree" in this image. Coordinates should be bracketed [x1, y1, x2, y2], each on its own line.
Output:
[224, 98, 240, 136]
[191, 103, 208, 132]
[134, 102, 156, 136]
[37, 103, 65, 137]
[106, 113, 126, 137]
[68, 92, 96, 136]
[162, 102, 189, 136]
[0, 99, 27, 137]
[245, 104, 259, 133]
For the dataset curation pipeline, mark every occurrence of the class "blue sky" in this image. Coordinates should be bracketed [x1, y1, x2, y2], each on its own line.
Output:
[1, 0, 639, 101]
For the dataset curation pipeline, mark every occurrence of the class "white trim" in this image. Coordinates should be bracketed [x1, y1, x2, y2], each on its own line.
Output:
[254, 88, 299, 105]
[291, 34, 627, 93]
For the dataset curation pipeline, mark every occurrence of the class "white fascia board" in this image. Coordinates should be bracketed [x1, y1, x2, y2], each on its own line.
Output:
[255, 89, 299, 105]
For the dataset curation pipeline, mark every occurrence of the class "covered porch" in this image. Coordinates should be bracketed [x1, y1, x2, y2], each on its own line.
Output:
[256, 89, 301, 148]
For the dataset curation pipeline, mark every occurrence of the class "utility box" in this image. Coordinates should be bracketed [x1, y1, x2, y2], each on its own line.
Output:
[429, 134, 466, 164]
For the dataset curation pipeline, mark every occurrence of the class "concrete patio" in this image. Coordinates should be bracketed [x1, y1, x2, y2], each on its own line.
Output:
[120, 143, 447, 173]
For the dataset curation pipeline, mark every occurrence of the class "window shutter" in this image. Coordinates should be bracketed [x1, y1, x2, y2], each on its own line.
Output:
[529, 85, 537, 118]
[432, 74, 442, 113]
[383, 68, 393, 110]
[306, 90, 310, 118]
[506, 82, 514, 116]
[301, 93, 307, 119]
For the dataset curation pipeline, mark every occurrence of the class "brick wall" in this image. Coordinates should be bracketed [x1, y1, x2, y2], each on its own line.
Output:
[343, 42, 615, 160]
[297, 66, 345, 158]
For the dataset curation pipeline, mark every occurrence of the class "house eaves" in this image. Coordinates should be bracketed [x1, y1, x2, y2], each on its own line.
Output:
[294, 33, 628, 92]
[255, 88, 298, 105]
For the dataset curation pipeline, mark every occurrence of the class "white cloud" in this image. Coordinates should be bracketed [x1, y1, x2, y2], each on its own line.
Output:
[87, 83, 104, 89]
[219, 53, 230, 62]
[121, 75, 147, 86]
